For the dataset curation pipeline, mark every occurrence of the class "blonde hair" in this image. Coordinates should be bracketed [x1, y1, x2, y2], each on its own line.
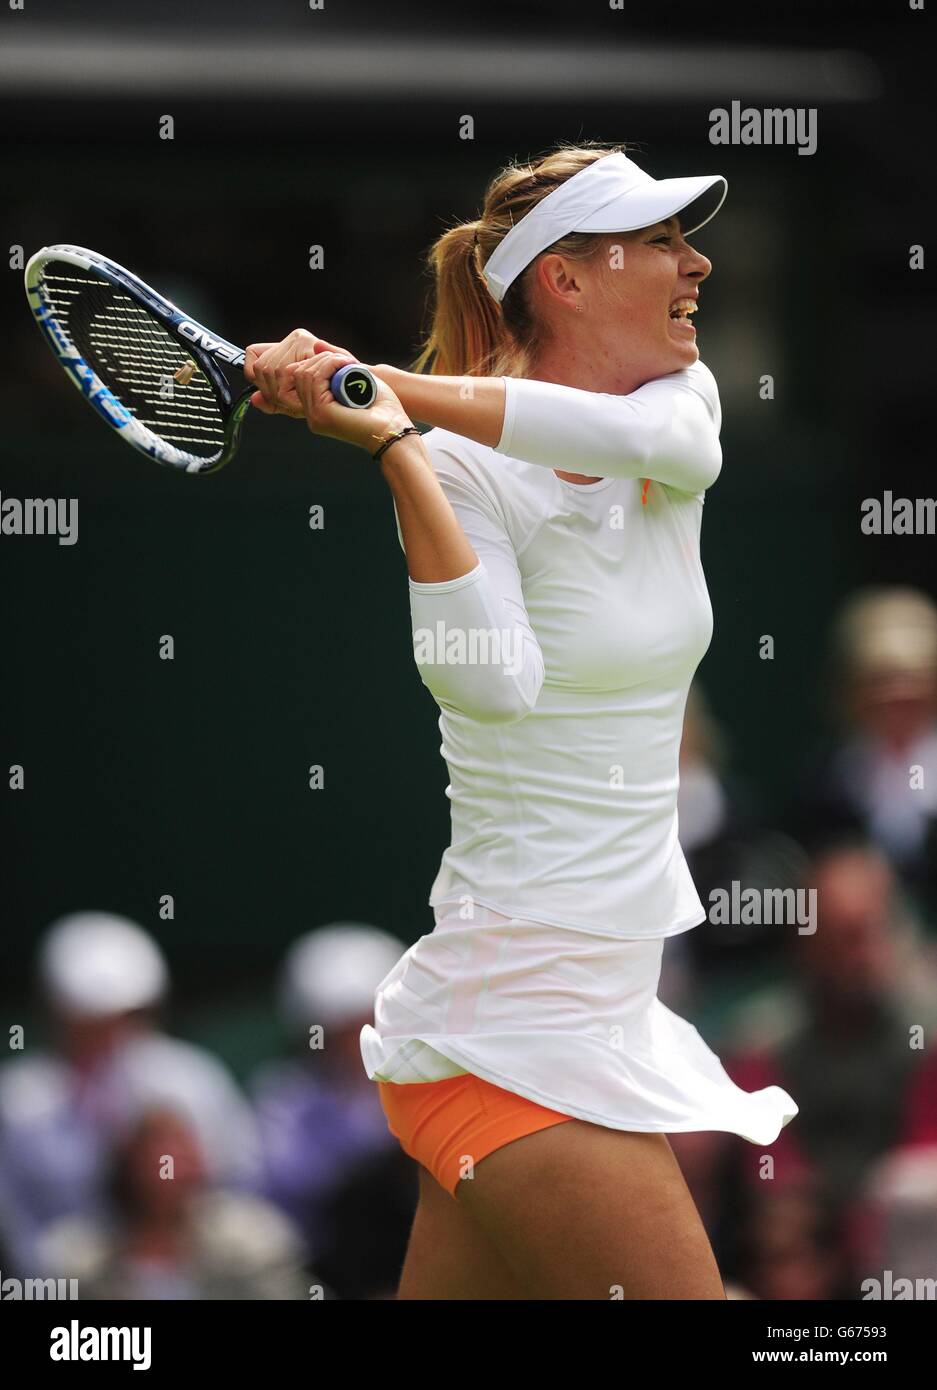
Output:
[412, 140, 640, 379]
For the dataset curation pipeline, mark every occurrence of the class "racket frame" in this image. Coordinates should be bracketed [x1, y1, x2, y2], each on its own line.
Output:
[25, 243, 252, 474]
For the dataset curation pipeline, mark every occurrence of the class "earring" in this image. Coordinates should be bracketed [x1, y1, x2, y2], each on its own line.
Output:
[575, 305, 583, 313]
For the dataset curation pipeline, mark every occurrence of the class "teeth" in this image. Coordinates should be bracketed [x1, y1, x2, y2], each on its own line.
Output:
[669, 298, 698, 320]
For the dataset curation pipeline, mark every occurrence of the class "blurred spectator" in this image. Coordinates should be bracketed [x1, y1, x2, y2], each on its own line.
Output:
[733, 1167, 849, 1301]
[249, 922, 414, 1296]
[685, 839, 937, 1296]
[787, 586, 937, 916]
[0, 912, 260, 1276]
[665, 683, 809, 1007]
[846, 1143, 937, 1296]
[725, 842, 937, 1192]
[37, 1107, 311, 1300]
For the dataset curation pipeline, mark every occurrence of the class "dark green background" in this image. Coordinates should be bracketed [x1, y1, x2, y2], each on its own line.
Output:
[2, 6, 933, 1066]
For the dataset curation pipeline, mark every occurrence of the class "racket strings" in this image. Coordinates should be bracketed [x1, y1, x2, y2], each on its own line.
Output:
[40, 267, 227, 458]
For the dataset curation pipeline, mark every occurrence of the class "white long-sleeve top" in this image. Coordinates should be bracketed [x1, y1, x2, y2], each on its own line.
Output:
[399, 358, 722, 939]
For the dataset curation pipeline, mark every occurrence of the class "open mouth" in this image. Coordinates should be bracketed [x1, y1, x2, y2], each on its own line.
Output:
[668, 298, 698, 323]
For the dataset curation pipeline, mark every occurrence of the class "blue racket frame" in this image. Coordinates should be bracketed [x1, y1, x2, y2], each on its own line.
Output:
[24, 244, 376, 475]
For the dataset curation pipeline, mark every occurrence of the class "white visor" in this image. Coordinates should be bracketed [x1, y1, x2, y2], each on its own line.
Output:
[481, 151, 727, 304]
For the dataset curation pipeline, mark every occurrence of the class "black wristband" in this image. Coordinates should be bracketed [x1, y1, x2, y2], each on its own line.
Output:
[372, 425, 421, 464]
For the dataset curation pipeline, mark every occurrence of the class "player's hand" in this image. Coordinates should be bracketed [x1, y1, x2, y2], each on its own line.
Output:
[288, 351, 412, 452]
[244, 329, 355, 416]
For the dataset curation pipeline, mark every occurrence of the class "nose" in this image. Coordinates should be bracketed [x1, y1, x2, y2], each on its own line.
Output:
[681, 240, 712, 282]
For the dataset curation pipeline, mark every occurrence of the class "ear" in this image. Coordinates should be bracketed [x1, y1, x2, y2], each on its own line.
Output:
[534, 252, 584, 313]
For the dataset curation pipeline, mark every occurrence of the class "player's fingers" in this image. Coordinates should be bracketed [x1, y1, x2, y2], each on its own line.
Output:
[274, 361, 299, 404]
[253, 336, 305, 403]
[286, 357, 355, 404]
[313, 339, 354, 358]
[287, 357, 329, 411]
[252, 347, 285, 405]
[249, 389, 305, 419]
[243, 344, 278, 382]
[289, 351, 343, 383]
[252, 330, 327, 404]
[283, 328, 344, 360]
[286, 328, 319, 358]
[289, 351, 350, 401]
[300, 349, 355, 373]
[266, 334, 322, 403]
[327, 351, 358, 371]
[251, 345, 293, 401]
[289, 354, 350, 422]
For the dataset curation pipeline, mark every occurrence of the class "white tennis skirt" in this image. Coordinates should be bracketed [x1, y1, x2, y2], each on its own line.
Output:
[359, 902, 798, 1145]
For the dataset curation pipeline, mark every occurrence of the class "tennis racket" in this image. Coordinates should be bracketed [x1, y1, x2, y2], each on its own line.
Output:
[24, 244, 378, 475]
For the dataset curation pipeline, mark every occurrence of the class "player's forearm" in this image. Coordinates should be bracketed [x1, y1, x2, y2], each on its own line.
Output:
[373, 361, 722, 495]
[372, 365, 506, 448]
[378, 434, 478, 583]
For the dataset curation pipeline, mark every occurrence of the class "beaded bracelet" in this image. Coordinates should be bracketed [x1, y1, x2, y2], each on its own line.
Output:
[372, 425, 422, 464]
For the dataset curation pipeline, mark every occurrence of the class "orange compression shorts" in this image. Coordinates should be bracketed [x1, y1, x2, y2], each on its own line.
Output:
[377, 1072, 575, 1197]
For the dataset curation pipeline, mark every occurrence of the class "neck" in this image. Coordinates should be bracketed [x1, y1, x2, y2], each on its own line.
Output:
[528, 337, 647, 398]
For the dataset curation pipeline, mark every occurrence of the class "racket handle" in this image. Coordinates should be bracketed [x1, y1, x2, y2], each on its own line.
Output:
[330, 363, 378, 409]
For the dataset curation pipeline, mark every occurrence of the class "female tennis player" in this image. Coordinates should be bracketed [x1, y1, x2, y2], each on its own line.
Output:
[244, 141, 798, 1300]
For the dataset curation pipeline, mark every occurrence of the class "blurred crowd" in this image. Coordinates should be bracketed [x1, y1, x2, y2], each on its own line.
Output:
[0, 916, 415, 1299]
[1, 581, 936, 1301]
[667, 582, 937, 1299]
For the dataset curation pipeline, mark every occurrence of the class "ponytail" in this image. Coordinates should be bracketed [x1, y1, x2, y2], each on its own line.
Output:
[411, 222, 504, 378]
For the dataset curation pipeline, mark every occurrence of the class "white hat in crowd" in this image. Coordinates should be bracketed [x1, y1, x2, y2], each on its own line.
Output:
[39, 911, 169, 1017]
[278, 923, 403, 1031]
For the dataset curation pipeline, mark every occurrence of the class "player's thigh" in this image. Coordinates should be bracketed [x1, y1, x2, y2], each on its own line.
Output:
[396, 1163, 529, 1300]
[455, 1119, 727, 1300]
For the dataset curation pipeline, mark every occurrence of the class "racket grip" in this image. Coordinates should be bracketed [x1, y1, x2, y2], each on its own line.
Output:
[330, 363, 379, 409]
